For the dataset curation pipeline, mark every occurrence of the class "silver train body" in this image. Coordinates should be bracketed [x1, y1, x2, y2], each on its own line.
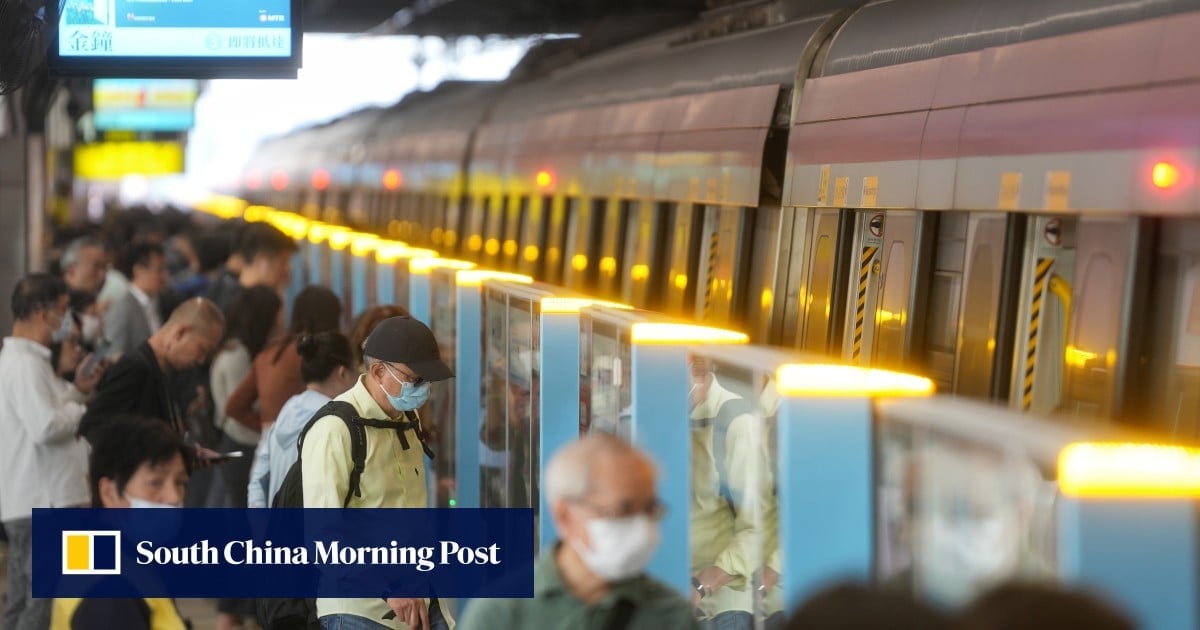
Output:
[239, 0, 1200, 437]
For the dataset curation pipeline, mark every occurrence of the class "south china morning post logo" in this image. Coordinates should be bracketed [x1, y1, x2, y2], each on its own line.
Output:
[36, 508, 534, 599]
[134, 538, 500, 572]
[62, 531, 121, 575]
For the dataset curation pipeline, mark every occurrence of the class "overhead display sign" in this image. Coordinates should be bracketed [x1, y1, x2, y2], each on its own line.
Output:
[51, 0, 301, 78]
[93, 79, 199, 131]
[74, 141, 185, 179]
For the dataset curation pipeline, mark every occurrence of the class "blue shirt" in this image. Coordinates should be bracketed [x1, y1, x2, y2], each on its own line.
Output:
[247, 389, 330, 508]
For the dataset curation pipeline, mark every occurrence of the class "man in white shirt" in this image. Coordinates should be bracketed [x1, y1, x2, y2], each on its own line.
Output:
[0, 273, 105, 630]
[105, 242, 169, 357]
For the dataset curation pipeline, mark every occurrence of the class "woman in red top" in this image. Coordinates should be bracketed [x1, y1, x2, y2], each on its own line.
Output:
[225, 286, 342, 434]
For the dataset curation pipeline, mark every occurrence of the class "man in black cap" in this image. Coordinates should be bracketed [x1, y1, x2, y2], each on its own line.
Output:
[302, 316, 454, 630]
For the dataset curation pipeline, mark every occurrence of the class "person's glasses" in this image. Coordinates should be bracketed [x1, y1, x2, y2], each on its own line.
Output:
[570, 497, 668, 522]
[386, 363, 425, 388]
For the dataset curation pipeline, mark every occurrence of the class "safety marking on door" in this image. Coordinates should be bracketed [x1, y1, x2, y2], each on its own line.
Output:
[1022, 257, 1054, 410]
[702, 226, 720, 319]
[853, 246, 879, 362]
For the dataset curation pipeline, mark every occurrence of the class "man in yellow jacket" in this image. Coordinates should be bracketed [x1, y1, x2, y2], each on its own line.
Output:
[302, 316, 454, 630]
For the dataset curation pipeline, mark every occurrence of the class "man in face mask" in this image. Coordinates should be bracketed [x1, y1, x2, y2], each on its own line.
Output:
[459, 433, 697, 630]
[302, 315, 454, 630]
[0, 273, 107, 630]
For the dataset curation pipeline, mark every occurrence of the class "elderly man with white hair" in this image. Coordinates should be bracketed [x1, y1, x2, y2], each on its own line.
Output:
[459, 433, 697, 630]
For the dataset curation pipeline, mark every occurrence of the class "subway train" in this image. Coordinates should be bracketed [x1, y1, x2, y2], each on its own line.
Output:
[236, 0, 1200, 438]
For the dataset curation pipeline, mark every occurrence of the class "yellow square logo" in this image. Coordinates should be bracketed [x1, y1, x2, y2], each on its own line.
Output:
[61, 531, 121, 575]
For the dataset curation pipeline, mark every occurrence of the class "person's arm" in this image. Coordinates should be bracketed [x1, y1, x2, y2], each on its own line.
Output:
[78, 359, 144, 443]
[709, 413, 774, 584]
[247, 424, 273, 508]
[13, 358, 86, 444]
[301, 416, 352, 508]
[225, 366, 262, 432]
[210, 348, 249, 431]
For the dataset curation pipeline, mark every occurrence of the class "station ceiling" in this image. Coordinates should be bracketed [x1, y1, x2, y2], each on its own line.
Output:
[302, 0, 713, 36]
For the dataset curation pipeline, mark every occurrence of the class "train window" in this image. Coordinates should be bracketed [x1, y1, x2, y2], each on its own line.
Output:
[464, 196, 486, 259]
[621, 202, 655, 307]
[925, 272, 961, 389]
[746, 206, 782, 343]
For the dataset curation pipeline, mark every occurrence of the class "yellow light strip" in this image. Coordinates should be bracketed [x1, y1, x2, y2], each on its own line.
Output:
[455, 270, 533, 287]
[630, 322, 748, 345]
[409, 257, 476, 275]
[1059, 442, 1200, 498]
[350, 233, 381, 257]
[327, 228, 354, 251]
[307, 222, 333, 244]
[541, 297, 634, 314]
[775, 364, 934, 398]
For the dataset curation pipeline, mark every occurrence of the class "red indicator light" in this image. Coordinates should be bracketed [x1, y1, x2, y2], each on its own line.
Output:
[1153, 162, 1181, 189]
[311, 169, 330, 191]
[383, 169, 402, 190]
[246, 171, 262, 190]
[270, 171, 288, 191]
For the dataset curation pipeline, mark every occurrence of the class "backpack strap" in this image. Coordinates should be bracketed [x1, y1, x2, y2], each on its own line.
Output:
[296, 400, 370, 508]
[352, 410, 436, 461]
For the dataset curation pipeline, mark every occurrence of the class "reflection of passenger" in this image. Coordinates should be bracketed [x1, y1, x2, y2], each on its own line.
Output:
[688, 357, 775, 630]
[480, 348, 536, 509]
[756, 378, 785, 629]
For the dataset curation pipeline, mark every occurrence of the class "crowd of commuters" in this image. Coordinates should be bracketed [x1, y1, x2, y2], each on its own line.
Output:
[0, 208, 1139, 630]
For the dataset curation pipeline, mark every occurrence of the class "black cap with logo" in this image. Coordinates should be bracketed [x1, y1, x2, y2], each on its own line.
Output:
[363, 316, 454, 382]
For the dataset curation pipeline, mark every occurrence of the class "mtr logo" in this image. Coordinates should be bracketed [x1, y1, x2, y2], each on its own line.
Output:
[62, 531, 121, 576]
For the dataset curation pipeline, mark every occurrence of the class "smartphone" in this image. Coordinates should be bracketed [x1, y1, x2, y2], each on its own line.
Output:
[80, 339, 111, 376]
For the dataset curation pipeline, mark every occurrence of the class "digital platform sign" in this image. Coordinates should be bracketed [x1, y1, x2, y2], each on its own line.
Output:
[51, 0, 301, 78]
[93, 79, 198, 131]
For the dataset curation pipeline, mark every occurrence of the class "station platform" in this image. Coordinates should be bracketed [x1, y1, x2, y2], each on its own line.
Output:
[141, 200, 1197, 630]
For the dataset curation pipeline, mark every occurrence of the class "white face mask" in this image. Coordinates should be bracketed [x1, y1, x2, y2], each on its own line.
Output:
[569, 514, 660, 582]
[80, 314, 102, 344]
[129, 497, 179, 509]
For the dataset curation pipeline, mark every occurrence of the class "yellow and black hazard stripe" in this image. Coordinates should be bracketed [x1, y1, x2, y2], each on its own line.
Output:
[852, 246, 878, 362]
[702, 227, 720, 319]
[1022, 257, 1054, 409]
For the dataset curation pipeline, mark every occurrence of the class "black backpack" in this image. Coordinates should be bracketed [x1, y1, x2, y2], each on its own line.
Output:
[256, 400, 434, 630]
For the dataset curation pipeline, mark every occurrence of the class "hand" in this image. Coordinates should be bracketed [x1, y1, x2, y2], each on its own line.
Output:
[760, 566, 780, 591]
[386, 597, 429, 629]
[193, 444, 220, 469]
[59, 337, 84, 377]
[186, 385, 209, 419]
[695, 565, 735, 597]
[73, 355, 105, 395]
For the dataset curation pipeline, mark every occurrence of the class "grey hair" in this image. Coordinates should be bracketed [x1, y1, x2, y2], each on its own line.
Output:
[61, 236, 106, 270]
[543, 433, 653, 505]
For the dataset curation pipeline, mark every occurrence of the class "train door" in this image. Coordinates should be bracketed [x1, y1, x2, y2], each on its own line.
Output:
[518, 195, 547, 279]
[1145, 218, 1200, 438]
[953, 213, 1022, 400]
[800, 208, 851, 357]
[694, 205, 752, 328]
[462, 195, 486, 260]
[562, 198, 602, 292]
[500, 196, 526, 271]
[871, 211, 934, 372]
[662, 203, 704, 318]
[1062, 217, 1152, 420]
[770, 207, 813, 347]
[596, 199, 631, 300]
[542, 196, 568, 286]
[621, 200, 665, 309]
[1008, 216, 1077, 414]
